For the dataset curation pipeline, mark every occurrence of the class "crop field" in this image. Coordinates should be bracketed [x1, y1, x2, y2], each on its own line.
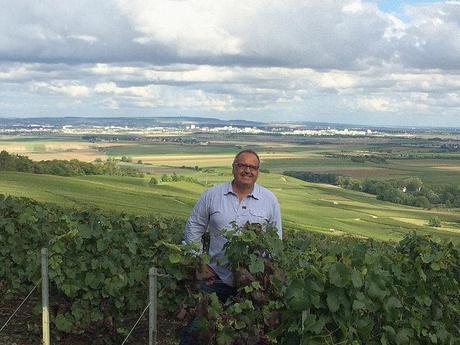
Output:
[1, 132, 460, 344]
[1, 169, 459, 243]
[104, 141, 460, 184]
[104, 142, 240, 156]
[2, 134, 460, 183]
[1, 133, 460, 242]
[0, 136, 108, 161]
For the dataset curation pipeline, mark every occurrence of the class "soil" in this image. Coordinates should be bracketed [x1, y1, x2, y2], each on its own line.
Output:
[0, 284, 181, 345]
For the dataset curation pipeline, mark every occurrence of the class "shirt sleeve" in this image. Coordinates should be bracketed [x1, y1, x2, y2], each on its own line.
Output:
[269, 195, 282, 240]
[184, 191, 210, 249]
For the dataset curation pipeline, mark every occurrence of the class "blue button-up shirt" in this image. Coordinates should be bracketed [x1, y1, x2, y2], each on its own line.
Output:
[184, 181, 282, 286]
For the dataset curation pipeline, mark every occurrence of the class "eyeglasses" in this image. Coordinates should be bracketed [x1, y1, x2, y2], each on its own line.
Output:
[233, 163, 260, 171]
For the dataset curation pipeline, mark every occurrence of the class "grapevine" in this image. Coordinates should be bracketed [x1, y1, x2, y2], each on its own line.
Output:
[1, 194, 459, 344]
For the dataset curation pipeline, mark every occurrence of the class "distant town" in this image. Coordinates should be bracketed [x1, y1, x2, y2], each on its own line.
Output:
[1, 116, 459, 138]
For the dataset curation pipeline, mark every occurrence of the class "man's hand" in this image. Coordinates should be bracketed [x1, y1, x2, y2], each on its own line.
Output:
[196, 264, 216, 281]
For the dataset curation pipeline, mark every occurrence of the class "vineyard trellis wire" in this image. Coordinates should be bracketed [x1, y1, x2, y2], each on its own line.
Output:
[0, 279, 40, 335]
[0, 247, 163, 345]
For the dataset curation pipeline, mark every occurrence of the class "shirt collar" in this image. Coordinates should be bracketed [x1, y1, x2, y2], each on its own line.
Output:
[224, 181, 260, 200]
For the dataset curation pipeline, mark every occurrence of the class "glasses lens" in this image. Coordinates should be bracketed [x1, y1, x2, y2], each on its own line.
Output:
[235, 163, 259, 171]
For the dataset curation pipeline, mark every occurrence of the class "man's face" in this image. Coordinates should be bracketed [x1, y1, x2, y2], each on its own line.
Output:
[232, 152, 260, 187]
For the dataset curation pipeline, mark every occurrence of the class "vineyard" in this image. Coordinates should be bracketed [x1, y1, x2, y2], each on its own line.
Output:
[1, 194, 459, 344]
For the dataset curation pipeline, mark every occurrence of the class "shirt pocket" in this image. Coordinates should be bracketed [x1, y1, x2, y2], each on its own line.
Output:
[248, 209, 269, 225]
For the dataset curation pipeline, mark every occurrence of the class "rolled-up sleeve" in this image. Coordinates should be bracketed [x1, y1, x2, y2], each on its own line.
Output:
[272, 198, 282, 239]
[184, 191, 209, 248]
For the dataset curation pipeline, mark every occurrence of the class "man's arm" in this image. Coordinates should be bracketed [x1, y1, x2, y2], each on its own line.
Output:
[184, 191, 216, 280]
[272, 198, 282, 240]
[184, 191, 210, 252]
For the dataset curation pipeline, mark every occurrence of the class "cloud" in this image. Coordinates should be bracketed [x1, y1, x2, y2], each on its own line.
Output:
[356, 97, 395, 112]
[68, 35, 99, 44]
[31, 81, 90, 97]
[100, 98, 119, 110]
[0, 0, 458, 73]
[395, 1, 460, 70]
[0, 1, 459, 125]
[118, 0, 242, 56]
[351, 95, 430, 113]
[1, 60, 458, 120]
[0, 0, 165, 64]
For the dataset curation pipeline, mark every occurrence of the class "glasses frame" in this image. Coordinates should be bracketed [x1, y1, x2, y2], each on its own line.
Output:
[232, 162, 260, 171]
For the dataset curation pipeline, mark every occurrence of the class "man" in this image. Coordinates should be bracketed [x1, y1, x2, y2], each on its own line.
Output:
[180, 149, 282, 344]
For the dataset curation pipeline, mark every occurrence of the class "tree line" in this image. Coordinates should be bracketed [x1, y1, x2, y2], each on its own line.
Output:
[0, 150, 143, 177]
[284, 171, 460, 209]
[148, 173, 205, 186]
[326, 153, 388, 164]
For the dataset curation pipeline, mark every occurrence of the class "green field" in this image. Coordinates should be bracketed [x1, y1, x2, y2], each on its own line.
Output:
[2, 134, 460, 184]
[2, 134, 460, 242]
[98, 138, 460, 184]
[104, 142, 240, 156]
[1, 169, 459, 242]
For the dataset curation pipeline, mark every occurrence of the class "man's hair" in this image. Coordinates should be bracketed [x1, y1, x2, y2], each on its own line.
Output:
[233, 149, 260, 164]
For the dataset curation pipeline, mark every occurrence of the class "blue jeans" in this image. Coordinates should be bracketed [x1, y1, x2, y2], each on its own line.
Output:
[179, 278, 236, 345]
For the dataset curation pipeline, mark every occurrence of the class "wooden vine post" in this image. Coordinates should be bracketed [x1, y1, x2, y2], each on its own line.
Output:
[41, 248, 50, 345]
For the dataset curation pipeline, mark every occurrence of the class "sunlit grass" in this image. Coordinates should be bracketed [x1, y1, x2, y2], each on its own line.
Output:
[1, 170, 459, 243]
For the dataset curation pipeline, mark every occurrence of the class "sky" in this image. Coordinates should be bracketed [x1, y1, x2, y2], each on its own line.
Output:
[0, 0, 459, 127]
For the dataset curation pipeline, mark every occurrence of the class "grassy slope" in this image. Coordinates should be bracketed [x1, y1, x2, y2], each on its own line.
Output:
[1, 170, 459, 242]
[0, 172, 196, 217]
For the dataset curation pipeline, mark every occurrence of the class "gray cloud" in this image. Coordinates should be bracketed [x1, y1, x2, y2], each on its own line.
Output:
[0, 0, 177, 64]
[395, 2, 460, 70]
[0, 0, 459, 126]
[0, 0, 457, 70]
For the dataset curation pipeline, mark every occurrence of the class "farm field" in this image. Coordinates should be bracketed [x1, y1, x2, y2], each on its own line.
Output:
[1, 169, 459, 242]
[3, 134, 460, 183]
[1, 131, 460, 344]
[1, 133, 460, 242]
[0, 136, 109, 161]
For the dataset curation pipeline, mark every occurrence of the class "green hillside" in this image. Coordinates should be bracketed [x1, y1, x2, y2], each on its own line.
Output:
[1, 170, 459, 242]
